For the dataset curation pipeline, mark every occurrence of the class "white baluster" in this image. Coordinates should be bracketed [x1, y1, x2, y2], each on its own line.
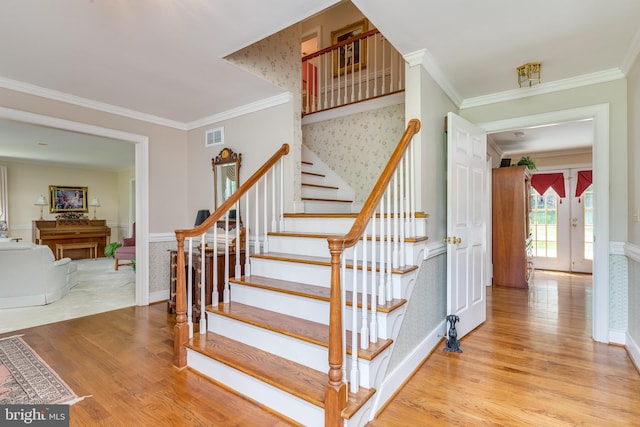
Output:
[235, 202, 241, 279]
[358, 39, 362, 101]
[382, 35, 386, 94]
[370, 209, 378, 343]
[392, 170, 399, 269]
[360, 231, 369, 350]
[279, 158, 285, 232]
[244, 194, 251, 276]
[213, 227, 219, 303]
[224, 214, 230, 303]
[366, 34, 370, 99]
[187, 237, 193, 338]
[378, 194, 386, 306]
[399, 158, 406, 267]
[199, 233, 207, 334]
[390, 48, 394, 93]
[254, 185, 260, 254]
[373, 35, 378, 97]
[263, 176, 268, 253]
[410, 138, 417, 237]
[350, 243, 359, 392]
[386, 182, 393, 302]
[271, 168, 277, 231]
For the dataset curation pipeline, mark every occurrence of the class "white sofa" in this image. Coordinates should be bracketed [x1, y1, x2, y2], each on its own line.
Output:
[0, 242, 75, 309]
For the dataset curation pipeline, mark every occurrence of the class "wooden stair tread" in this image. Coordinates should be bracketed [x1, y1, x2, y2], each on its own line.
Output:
[302, 160, 313, 165]
[251, 252, 419, 274]
[283, 211, 429, 218]
[302, 170, 325, 177]
[268, 230, 428, 243]
[231, 275, 407, 313]
[302, 182, 339, 190]
[302, 197, 353, 203]
[188, 332, 377, 417]
[188, 332, 326, 407]
[207, 301, 393, 360]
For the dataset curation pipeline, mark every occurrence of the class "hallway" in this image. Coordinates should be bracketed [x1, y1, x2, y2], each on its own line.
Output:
[368, 271, 640, 425]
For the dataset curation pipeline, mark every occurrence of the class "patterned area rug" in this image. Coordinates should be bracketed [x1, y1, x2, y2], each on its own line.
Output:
[0, 335, 78, 404]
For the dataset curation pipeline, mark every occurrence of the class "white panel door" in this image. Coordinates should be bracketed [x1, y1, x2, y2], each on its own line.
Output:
[446, 112, 487, 340]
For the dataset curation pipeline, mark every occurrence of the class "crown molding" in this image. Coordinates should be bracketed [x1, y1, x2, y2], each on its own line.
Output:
[621, 27, 640, 74]
[460, 69, 625, 109]
[403, 49, 462, 107]
[186, 92, 292, 130]
[0, 76, 188, 130]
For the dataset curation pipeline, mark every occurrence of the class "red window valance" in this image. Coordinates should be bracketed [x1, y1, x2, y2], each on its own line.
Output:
[531, 173, 565, 198]
[575, 170, 592, 198]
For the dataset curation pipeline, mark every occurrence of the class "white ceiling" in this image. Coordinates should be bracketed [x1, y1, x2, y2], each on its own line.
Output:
[1, 0, 639, 168]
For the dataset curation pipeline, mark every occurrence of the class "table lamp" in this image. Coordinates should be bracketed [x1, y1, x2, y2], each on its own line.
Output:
[89, 197, 101, 219]
[34, 195, 47, 220]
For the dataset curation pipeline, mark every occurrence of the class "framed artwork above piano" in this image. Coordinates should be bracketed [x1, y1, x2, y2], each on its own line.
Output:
[32, 219, 111, 260]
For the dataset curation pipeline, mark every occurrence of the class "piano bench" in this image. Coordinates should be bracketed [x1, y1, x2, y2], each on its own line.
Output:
[56, 242, 97, 260]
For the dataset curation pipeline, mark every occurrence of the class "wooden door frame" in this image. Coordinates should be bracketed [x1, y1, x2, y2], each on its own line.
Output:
[477, 104, 610, 343]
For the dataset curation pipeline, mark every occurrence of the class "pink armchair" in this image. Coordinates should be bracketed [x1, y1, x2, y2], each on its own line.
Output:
[114, 222, 135, 271]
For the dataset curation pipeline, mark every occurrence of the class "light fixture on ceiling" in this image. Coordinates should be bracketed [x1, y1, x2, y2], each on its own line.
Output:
[514, 131, 525, 137]
[517, 62, 541, 87]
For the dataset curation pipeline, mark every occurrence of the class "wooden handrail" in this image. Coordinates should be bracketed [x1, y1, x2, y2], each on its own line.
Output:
[301, 28, 380, 62]
[173, 143, 290, 368]
[324, 119, 420, 426]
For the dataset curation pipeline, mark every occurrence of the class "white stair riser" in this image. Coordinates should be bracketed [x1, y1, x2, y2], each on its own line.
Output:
[303, 200, 352, 214]
[268, 235, 426, 266]
[187, 349, 323, 427]
[205, 308, 393, 390]
[207, 312, 328, 372]
[229, 281, 398, 339]
[302, 185, 338, 199]
[282, 216, 355, 233]
[282, 216, 427, 237]
[250, 257, 413, 299]
[301, 173, 326, 185]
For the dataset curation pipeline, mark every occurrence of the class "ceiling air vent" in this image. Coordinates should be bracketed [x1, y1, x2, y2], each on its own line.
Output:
[205, 127, 224, 147]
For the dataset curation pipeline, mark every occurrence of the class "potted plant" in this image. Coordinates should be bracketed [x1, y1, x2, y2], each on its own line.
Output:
[104, 242, 122, 258]
[516, 156, 536, 170]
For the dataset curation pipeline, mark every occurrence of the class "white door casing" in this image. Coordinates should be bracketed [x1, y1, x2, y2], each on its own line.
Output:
[446, 112, 487, 340]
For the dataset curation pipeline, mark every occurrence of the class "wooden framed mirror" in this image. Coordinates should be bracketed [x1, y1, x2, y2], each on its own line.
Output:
[212, 147, 241, 211]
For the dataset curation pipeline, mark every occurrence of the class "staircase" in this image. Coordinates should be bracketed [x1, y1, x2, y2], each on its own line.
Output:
[173, 120, 423, 426]
[301, 145, 355, 214]
[185, 213, 427, 426]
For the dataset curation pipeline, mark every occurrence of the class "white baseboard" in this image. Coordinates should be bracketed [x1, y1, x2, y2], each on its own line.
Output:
[149, 289, 169, 304]
[609, 329, 626, 345]
[369, 319, 446, 421]
[626, 331, 640, 371]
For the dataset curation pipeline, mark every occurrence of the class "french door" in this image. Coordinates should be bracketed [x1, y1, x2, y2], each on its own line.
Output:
[530, 168, 593, 273]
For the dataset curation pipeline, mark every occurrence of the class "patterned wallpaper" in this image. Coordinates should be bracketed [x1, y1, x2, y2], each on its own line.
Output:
[609, 254, 629, 331]
[302, 104, 405, 205]
[226, 24, 303, 201]
[387, 253, 446, 371]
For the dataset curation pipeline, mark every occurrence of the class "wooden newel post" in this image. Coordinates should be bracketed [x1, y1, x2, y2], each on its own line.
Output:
[173, 234, 188, 368]
[325, 238, 347, 426]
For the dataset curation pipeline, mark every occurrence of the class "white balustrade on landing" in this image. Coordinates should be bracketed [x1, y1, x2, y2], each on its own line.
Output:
[302, 29, 405, 115]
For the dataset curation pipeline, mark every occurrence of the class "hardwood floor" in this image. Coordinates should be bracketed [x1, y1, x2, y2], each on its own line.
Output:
[368, 271, 640, 426]
[2, 271, 638, 426]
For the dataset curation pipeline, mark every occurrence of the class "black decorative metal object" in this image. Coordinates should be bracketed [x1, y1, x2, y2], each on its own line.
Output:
[443, 314, 462, 353]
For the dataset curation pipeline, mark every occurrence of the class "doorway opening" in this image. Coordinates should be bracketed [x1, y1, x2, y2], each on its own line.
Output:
[480, 104, 609, 343]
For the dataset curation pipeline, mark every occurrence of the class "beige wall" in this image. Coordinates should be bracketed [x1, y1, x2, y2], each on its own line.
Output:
[301, 1, 371, 49]
[0, 86, 189, 233]
[187, 102, 295, 218]
[627, 52, 640, 363]
[460, 79, 628, 242]
[0, 159, 127, 242]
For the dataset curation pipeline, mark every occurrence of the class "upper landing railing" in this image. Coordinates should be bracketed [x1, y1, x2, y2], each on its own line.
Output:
[302, 29, 405, 115]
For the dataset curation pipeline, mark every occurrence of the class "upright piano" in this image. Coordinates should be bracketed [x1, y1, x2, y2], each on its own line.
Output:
[32, 219, 111, 260]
